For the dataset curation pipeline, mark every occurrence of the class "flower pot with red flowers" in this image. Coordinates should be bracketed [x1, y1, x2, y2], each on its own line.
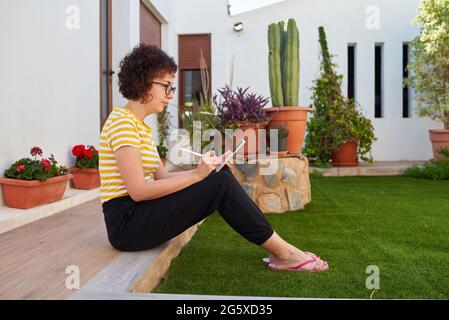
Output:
[70, 145, 100, 190]
[0, 147, 72, 209]
[214, 86, 270, 155]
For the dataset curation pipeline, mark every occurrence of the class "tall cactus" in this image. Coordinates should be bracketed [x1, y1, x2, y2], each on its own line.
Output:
[268, 23, 283, 106]
[285, 18, 300, 106]
[278, 21, 287, 104]
[268, 18, 300, 107]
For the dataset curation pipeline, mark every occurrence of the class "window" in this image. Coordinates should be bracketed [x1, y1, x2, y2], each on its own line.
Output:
[375, 44, 383, 118]
[182, 70, 203, 108]
[178, 34, 211, 127]
[348, 44, 356, 100]
[403, 43, 410, 118]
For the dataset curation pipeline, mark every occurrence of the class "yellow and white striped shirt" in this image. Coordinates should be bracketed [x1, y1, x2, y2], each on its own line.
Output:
[99, 106, 161, 204]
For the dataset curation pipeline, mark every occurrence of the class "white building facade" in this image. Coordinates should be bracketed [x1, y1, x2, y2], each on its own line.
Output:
[0, 0, 439, 204]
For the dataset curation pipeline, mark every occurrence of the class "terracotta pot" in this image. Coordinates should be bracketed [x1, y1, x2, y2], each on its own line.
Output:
[332, 139, 359, 167]
[0, 174, 72, 209]
[429, 129, 449, 160]
[235, 123, 267, 155]
[265, 106, 312, 156]
[161, 158, 167, 167]
[70, 167, 100, 190]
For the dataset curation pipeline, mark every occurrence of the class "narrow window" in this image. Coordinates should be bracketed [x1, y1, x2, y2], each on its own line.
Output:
[375, 44, 383, 118]
[403, 43, 410, 118]
[348, 44, 356, 100]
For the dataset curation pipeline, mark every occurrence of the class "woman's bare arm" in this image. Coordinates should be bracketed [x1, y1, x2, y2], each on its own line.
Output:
[153, 163, 195, 180]
[114, 146, 216, 202]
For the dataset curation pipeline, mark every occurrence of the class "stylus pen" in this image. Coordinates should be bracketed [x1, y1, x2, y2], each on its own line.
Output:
[180, 148, 203, 157]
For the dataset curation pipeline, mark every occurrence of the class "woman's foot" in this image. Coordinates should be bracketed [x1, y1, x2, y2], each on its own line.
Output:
[262, 251, 320, 265]
[267, 251, 329, 272]
[262, 245, 323, 265]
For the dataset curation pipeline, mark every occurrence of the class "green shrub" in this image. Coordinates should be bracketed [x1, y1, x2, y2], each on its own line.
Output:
[404, 159, 449, 180]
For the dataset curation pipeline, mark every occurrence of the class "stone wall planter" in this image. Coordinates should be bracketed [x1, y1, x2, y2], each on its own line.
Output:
[0, 174, 72, 209]
[229, 155, 311, 213]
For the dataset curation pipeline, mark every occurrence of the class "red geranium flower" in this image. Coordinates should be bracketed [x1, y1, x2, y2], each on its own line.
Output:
[40, 159, 51, 172]
[30, 147, 43, 157]
[72, 145, 86, 157]
[83, 149, 93, 159]
[16, 164, 26, 173]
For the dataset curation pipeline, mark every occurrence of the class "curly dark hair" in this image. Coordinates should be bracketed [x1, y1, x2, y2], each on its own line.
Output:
[118, 44, 177, 103]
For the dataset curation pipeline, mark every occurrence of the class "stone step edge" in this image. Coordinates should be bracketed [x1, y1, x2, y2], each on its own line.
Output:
[129, 220, 205, 293]
[69, 220, 205, 299]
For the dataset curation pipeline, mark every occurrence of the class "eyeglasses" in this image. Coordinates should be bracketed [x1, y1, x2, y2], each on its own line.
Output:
[152, 81, 176, 95]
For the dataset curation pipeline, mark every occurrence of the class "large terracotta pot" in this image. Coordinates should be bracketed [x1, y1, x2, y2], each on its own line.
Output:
[429, 129, 449, 160]
[0, 174, 72, 209]
[332, 139, 359, 167]
[235, 123, 267, 155]
[70, 167, 100, 190]
[264, 106, 312, 156]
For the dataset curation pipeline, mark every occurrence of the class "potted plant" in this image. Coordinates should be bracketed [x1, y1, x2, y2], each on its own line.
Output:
[157, 99, 173, 166]
[265, 18, 311, 156]
[304, 26, 376, 167]
[214, 86, 270, 155]
[157, 144, 168, 167]
[406, 0, 449, 160]
[0, 147, 72, 209]
[181, 50, 223, 154]
[268, 122, 289, 157]
[70, 145, 100, 189]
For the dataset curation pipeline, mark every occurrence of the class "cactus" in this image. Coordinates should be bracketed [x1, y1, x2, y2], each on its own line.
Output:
[268, 23, 283, 106]
[268, 18, 300, 106]
[278, 21, 287, 104]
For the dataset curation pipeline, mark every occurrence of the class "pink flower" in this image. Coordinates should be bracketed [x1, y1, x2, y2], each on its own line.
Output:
[40, 159, 51, 172]
[30, 147, 43, 157]
[16, 164, 26, 173]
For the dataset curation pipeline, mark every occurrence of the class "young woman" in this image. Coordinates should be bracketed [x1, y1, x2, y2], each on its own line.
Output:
[99, 44, 328, 272]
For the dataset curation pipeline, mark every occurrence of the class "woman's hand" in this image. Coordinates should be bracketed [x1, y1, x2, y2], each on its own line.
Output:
[193, 150, 218, 180]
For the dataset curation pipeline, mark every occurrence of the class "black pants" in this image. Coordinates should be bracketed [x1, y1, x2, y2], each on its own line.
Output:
[102, 165, 274, 251]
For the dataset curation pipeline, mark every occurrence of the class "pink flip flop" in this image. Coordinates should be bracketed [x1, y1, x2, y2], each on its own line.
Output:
[261, 252, 321, 265]
[268, 258, 329, 273]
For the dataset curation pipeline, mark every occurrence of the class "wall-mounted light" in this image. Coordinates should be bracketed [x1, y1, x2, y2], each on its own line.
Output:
[234, 22, 243, 32]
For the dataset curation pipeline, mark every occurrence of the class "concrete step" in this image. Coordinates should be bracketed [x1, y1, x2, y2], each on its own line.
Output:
[310, 160, 428, 177]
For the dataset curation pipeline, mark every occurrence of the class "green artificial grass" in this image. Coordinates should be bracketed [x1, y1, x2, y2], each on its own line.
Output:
[153, 175, 449, 299]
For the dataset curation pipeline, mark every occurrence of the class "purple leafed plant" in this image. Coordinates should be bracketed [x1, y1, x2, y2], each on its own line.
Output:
[213, 86, 270, 126]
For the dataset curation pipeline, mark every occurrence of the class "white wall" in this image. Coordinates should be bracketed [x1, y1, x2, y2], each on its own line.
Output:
[0, 0, 100, 204]
[170, 0, 441, 161]
[112, 0, 174, 145]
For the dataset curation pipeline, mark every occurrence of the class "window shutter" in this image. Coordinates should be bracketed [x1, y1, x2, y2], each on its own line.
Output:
[140, 1, 161, 48]
[179, 34, 211, 70]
